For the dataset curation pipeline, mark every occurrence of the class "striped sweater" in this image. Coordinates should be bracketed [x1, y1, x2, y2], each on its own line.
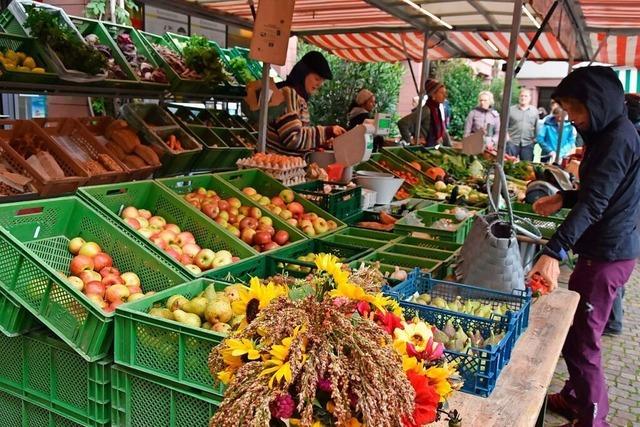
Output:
[267, 87, 332, 155]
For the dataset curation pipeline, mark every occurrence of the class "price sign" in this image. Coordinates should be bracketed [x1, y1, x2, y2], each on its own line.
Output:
[249, 0, 295, 65]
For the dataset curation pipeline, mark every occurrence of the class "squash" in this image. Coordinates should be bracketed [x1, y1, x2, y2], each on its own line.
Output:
[426, 166, 446, 181]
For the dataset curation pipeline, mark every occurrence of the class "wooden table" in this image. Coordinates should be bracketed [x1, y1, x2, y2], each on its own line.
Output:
[435, 288, 580, 427]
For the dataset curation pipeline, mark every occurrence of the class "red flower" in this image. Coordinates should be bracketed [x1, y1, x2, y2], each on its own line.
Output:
[374, 310, 403, 335]
[403, 370, 440, 427]
[406, 337, 444, 362]
[356, 300, 372, 317]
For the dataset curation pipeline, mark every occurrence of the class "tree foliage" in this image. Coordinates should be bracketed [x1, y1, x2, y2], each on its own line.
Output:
[485, 76, 521, 113]
[432, 59, 485, 140]
[297, 42, 404, 132]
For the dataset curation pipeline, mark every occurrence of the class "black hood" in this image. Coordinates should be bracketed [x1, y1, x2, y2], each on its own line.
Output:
[552, 66, 625, 135]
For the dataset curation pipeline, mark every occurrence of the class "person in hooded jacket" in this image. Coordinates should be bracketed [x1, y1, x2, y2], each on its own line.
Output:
[266, 51, 345, 155]
[529, 66, 640, 427]
[463, 91, 500, 150]
[537, 106, 577, 163]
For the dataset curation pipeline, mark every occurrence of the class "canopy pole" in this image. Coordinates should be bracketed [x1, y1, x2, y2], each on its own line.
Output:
[492, 0, 523, 202]
[555, 110, 566, 163]
[413, 31, 430, 145]
[257, 62, 270, 153]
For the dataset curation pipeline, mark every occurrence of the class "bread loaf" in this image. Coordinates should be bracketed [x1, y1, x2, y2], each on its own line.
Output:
[105, 142, 127, 160]
[104, 119, 128, 139]
[123, 155, 147, 169]
[134, 144, 160, 165]
[112, 128, 140, 154]
[36, 151, 65, 178]
[84, 160, 107, 176]
[98, 154, 124, 172]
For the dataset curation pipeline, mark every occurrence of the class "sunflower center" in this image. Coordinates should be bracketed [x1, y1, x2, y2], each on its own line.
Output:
[246, 298, 260, 322]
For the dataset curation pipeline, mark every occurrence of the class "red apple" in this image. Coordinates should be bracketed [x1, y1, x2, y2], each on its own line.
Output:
[227, 197, 242, 209]
[157, 230, 177, 245]
[262, 242, 280, 251]
[300, 219, 313, 229]
[102, 273, 124, 287]
[121, 206, 139, 219]
[105, 299, 124, 313]
[138, 209, 152, 220]
[194, 249, 215, 270]
[239, 206, 250, 216]
[70, 255, 94, 276]
[179, 254, 193, 265]
[93, 252, 113, 272]
[125, 217, 141, 230]
[176, 231, 196, 247]
[79, 270, 102, 285]
[67, 276, 84, 292]
[327, 220, 338, 230]
[79, 242, 101, 258]
[126, 285, 142, 295]
[286, 218, 298, 228]
[120, 272, 140, 288]
[185, 193, 199, 203]
[248, 207, 263, 220]
[253, 231, 272, 246]
[202, 203, 219, 219]
[166, 248, 181, 260]
[273, 230, 290, 246]
[231, 256, 240, 262]
[227, 214, 237, 225]
[100, 267, 120, 277]
[164, 224, 181, 234]
[287, 202, 304, 216]
[188, 199, 202, 209]
[241, 228, 256, 245]
[148, 216, 167, 228]
[85, 281, 106, 298]
[271, 196, 286, 208]
[182, 243, 201, 258]
[215, 217, 228, 228]
[86, 293, 107, 309]
[239, 217, 258, 230]
[279, 189, 295, 203]
[242, 187, 257, 197]
[152, 237, 168, 250]
[68, 237, 85, 255]
[257, 223, 275, 236]
[217, 200, 230, 212]
[168, 244, 183, 255]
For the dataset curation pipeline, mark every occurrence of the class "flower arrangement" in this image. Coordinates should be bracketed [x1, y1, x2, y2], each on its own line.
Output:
[208, 254, 462, 426]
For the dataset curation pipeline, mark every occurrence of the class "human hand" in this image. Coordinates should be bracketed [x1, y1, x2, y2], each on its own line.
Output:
[528, 255, 560, 293]
[332, 126, 346, 136]
[533, 193, 563, 216]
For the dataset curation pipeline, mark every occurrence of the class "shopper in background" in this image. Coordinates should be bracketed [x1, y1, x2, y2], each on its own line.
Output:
[463, 91, 500, 150]
[604, 93, 640, 336]
[536, 106, 577, 163]
[398, 78, 451, 147]
[443, 98, 452, 129]
[267, 51, 345, 155]
[347, 88, 376, 129]
[530, 66, 640, 427]
[507, 88, 539, 160]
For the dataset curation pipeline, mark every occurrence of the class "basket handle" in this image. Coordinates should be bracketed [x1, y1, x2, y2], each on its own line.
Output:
[15, 206, 43, 216]
[104, 187, 129, 197]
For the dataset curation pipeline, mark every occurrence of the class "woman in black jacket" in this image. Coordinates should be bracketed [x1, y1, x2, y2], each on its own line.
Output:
[530, 67, 640, 427]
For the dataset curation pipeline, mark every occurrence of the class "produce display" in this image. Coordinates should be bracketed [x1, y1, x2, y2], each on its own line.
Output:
[227, 55, 254, 84]
[119, 205, 240, 273]
[65, 237, 149, 312]
[115, 33, 168, 83]
[504, 159, 538, 181]
[84, 34, 127, 80]
[395, 187, 411, 200]
[182, 35, 228, 85]
[356, 210, 397, 231]
[25, 8, 106, 75]
[164, 133, 184, 152]
[414, 147, 486, 182]
[237, 153, 307, 185]
[240, 186, 338, 236]
[409, 292, 511, 319]
[432, 319, 505, 352]
[148, 282, 244, 334]
[412, 181, 488, 206]
[378, 158, 421, 185]
[278, 252, 345, 273]
[102, 119, 161, 169]
[183, 187, 292, 252]
[0, 49, 45, 73]
[152, 43, 201, 80]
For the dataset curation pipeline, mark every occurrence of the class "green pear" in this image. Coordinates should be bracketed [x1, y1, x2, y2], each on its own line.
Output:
[443, 319, 456, 339]
[166, 295, 189, 311]
[203, 284, 218, 302]
[419, 293, 432, 304]
[149, 307, 174, 320]
[183, 297, 208, 318]
[432, 297, 448, 309]
[173, 309, 202, 328]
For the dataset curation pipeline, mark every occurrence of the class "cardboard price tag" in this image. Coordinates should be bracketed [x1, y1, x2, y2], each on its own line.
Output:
[249, 0, 295, 65]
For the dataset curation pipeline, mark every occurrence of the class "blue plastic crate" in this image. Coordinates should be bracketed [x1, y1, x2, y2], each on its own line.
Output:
[399, 300, 515, 397]
[386, 269, 531, 341]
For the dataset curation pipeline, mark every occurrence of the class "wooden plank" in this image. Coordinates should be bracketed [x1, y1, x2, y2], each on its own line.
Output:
[435, 288, 580, 426]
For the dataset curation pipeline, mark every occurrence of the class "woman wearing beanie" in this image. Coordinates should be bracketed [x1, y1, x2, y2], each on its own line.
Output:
[397, 78, 451, 147]
[464, 91, 501, 150]
[266, 51, 345, 155]
[347, 89, 376, 129]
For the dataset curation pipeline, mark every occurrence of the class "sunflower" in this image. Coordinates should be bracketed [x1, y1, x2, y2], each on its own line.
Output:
[331, 267, 350, 288]
[232, 277, 287, 326]
[260, 326, 305, 388]
[425, 366, 453, 401]
[394, 321, 434, 354]
[328, 281, 371, 303]
[401, 355, 426, 375]
[369, 293, 402, 315]
[315, 253, 342, 275]
[226, 338, 261, 361]
[217, 368, 234, 385]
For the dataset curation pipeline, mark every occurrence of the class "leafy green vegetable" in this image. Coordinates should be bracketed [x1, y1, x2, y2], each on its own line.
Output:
[25, 8, 106, 75]
[228, 56, 255, 84]
[182, 35, 227, 86]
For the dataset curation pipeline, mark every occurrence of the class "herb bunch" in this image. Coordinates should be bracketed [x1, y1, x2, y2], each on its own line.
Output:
[182, 35, 227, 86]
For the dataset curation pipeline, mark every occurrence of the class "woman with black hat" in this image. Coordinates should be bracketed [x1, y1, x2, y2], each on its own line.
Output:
[266, 51, 345, 155]
[397, 78, 451, 147]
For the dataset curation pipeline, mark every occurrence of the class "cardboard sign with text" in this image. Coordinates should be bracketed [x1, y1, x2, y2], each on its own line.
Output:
[249, 0, 295, 65]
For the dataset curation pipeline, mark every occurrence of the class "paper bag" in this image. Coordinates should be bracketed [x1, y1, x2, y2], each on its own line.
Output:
[461, 132, 484, 155]
[333, 125, 373, 167]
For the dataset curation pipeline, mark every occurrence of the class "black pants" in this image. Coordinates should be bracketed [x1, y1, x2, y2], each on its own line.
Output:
[506, 142, 534, 161]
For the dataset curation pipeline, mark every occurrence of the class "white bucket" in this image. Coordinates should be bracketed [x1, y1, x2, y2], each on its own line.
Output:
[354, 171, 404, 205]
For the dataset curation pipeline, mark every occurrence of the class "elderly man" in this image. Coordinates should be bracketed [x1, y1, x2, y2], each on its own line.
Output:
[507, 88, 539, 160]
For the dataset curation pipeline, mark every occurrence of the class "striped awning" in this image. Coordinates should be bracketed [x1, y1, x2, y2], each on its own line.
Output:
[303, 31, 568, 63]
[590, 34, 640, 68]
[578, 0, 640, 31]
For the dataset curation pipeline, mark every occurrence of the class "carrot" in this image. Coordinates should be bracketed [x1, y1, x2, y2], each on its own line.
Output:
[379, 211, 397, 225]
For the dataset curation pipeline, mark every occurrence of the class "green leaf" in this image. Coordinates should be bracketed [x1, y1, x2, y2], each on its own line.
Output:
[288, 284, 314, 301]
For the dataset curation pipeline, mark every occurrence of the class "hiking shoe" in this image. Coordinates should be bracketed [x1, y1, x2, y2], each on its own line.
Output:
[603, 327, 622, 336]
[547, 393, 579, 421]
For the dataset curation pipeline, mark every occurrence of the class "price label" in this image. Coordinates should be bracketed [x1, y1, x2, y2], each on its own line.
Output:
[249, 0, 295, 65]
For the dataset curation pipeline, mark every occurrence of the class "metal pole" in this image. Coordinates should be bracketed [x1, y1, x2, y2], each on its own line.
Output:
[555, 111, 565, 163]
[492, 0, 523, 204]
[413, 31, 430, 145]
[257, 62, 270, 153]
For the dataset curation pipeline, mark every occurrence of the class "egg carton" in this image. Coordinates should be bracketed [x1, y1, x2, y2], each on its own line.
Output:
[235, 157, 307, 171]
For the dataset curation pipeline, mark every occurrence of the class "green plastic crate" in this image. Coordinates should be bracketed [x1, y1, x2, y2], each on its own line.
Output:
[0, 33, 59, 84]
[421, 203, 485, 235]
[290, 180, 362, 220]
[270, 238, 373, 267]
[114, 278, 229, 396]
[322, 227, 401, 250]
[382, 146, 434, 176]
[0, 196, 188, 361]
[186, 125, 251, 172]
[379, 243, 457, 279]
[111, 365, 220, 427]
[77, 180, 257, 278]
[216, 169, 346, 236]
[355, 251, 443, 280]
[394, 210, 472, 243]
[394, 235, 463, 253]
[0, 387, 91, 427]
[70, 16, 139, 89]
[321, 233, 390, 250]
[156, 174, 308, 253]
[0, 285, 36, 337]
[206, 254, 284, 283]
[369, 152, 430, 184]
[0, 330, 111, 426]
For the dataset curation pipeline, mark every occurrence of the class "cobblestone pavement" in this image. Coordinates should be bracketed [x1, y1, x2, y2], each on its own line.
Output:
[544, 264, 640, 427]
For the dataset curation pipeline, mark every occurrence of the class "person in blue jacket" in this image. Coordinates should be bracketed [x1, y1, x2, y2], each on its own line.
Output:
[537, 106, 577, 163]
[530, 66, 640, 427]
